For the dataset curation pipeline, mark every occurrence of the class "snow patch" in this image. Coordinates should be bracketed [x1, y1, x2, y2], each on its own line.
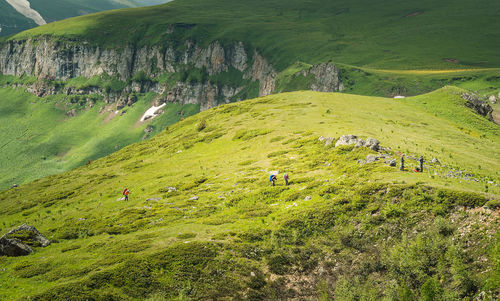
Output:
[393, 95, 406, 99]
[6, 0, 46, 26]
[140, 103, 166, 122]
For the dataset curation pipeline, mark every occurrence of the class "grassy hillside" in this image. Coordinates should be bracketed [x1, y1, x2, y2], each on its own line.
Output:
[0, 0, 170, 36]
[0, 86, 199, 191]
[8, 0, 500, 70]
[0, 88, 498, 300]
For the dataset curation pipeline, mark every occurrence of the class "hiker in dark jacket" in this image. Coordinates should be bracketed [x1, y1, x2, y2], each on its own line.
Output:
[269, 175, 277, 186]
[418, 156, 424, 172]
[400, 154, 405, 171]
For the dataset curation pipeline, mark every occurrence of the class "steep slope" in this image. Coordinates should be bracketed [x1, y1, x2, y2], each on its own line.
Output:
[1, 0, 499, 190]
[0, 0, 171, 36]
[0, 88, 498, 300]
[0, 85, 199, 191]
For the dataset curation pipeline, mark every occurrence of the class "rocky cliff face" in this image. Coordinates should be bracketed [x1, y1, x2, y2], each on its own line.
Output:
[0, 38, 279, 110]
[0, 37, 341, 110]
[299, 62, 344, 92]
[462, 93, 494, 121]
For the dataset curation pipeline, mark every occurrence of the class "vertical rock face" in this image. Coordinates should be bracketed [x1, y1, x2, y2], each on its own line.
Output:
[300, 62, 344, 92]
[0, 36, 342, 110]
[0, 38, 280, 109]
[246, 52, 277, 96]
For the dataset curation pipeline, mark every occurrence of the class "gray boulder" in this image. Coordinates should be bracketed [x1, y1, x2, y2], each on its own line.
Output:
[336, 135, 380, 151]
[5, 224, 51, 247]
[355, 139, 366, 148]
[335, 135, 359, 147]
[366, 155, 379, 163]
[0, 224, 50, 256]
[431, 158, 440, 164]
[324, 137, 335, 146]
[387, 159, 397, 167]
[489, 95, 497, 104]
[0, 237, 33, 257]
[364, 138, 380, 151]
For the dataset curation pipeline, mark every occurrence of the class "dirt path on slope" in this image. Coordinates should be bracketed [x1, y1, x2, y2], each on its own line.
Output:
[5, 0, 46, 26]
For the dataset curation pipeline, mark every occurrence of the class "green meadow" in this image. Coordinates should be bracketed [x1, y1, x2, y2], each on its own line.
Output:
[0, 88, 498, 299]
[0, 87, 199, 190]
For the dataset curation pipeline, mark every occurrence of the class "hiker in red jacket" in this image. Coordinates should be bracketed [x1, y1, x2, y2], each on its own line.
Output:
[283, 173, 289, 186]
[123, 188, 130, 201]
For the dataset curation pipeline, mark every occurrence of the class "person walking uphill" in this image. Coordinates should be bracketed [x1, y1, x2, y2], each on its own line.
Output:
[400, 154, 405, 171]
[269, 175, 277, 186]
[283, 173, 289, 186]
[123, 188, 130, 201]
[418, 156, 424, 172]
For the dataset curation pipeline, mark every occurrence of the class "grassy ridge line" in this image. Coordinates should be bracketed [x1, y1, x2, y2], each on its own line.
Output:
[0, 88, 498, 299]
[6, 0, 500, 70]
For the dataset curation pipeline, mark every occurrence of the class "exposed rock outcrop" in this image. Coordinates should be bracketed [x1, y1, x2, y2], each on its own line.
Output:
[335, 135, 360, 147]
[300, 62, 344, 92]
[331, 135, 380, 151]
[0, 236, 33, 256]
[462, 93, 494, 121]
[0, 224, 50, 256]
[164, 82, 243, 111]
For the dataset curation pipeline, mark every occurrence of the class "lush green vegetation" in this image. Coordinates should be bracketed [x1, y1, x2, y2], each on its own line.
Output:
[0, 86, 199, 190]
[9, 0, 500, 70]
[0, 0, 169, 36]
[0, 88, 498, 299]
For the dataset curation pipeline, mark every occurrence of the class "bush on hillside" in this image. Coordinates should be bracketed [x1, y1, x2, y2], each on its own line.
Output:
[196, 119, 207, 131]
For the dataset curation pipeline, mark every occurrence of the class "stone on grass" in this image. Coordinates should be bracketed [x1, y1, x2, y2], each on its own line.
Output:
[324, 137, 335, 146]
[0, 224, 50, 257]
[0, 237, 33, 257]
[387, 159, 397, 167]
[364, 138, 380, 151]
[366, 155, 379, 163]
[335, 135, 359, 147]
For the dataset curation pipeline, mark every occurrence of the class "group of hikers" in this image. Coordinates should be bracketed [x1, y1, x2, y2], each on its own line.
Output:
[120, 156, 425, 199]
[269, 173, 289, 186]
[400, 154, 424, 173]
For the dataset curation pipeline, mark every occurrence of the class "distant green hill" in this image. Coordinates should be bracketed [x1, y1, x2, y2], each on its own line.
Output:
[0, 88, 498, 299]
[0, 0, 170, 36]
[9, 0, 500, 69]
